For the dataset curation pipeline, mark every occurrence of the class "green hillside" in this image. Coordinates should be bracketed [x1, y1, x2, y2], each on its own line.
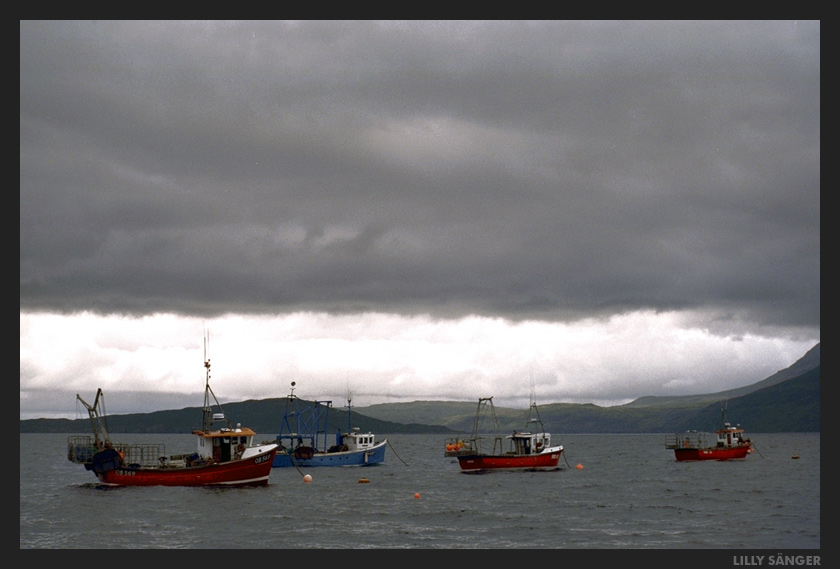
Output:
[20, 397, 453, 436]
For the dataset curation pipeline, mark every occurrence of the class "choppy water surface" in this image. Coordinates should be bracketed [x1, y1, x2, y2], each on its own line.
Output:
[20, 433, 819, 551]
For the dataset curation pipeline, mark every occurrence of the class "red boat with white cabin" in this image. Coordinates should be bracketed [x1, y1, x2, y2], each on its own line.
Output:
[67, 337, 278, 487]
[665, 408, 754, 462]
[445, 396, 563, 472]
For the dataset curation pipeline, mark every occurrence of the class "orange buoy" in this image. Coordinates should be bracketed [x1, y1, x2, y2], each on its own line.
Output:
[303, 474, 313, 483]
[414, 492, 421, 499]
[575, 464, 584, 470]
[446, 443, 454, 451]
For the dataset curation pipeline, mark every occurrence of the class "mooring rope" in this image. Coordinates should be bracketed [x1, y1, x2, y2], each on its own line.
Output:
[387, 439, 409, 466]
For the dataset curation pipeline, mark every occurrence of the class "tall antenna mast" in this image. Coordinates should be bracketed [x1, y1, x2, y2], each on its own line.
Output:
[528, 369, 543, 429]
[200, 329, 230, 432]
[346, 375, 353, 432]
[530, 369, 537, 408]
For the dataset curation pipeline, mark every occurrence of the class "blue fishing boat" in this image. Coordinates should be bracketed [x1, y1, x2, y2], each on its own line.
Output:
[272, 382, 387, 468]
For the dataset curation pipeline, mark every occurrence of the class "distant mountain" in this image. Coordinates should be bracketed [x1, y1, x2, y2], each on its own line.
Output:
[20, 343, 819, 434]
[19, 396, 456, 436]
[354, 342, 820, 433]
[623, 343, 820, 408]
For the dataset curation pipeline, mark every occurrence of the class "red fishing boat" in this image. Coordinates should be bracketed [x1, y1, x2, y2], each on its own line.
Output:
[445, 396, 563, 472]
[665, 407, 754, 462]
[67, 336, 278, 487]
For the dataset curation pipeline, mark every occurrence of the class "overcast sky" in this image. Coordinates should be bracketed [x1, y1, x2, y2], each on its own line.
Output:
[20, 21, 820, 421]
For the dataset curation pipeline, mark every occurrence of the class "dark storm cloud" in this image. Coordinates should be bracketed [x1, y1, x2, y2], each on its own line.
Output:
[20, 21, 820, 328]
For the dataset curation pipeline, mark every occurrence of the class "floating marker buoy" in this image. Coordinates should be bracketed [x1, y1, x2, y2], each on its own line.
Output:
[303, 474, 312, 483]
[359, 477, 370, 483]
[576, 464, 584, 470]
[414, 492, 421, 499]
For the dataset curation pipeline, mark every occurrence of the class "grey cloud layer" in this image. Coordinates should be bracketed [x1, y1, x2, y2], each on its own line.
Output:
[20, 21, 820, 328]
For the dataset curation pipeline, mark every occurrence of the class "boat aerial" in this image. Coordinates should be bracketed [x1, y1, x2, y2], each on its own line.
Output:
[67, 335, 278, 487]
[445, 395, 564, 472]
[665, 406, 754, 461]
[272, 382, 387, 468]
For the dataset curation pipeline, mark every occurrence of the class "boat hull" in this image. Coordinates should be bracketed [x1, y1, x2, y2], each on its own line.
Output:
[673, 446, 752, 462]
[91, 448, 277, 487]
[457, 448, 562, 472]
[273, 440, 387, 468]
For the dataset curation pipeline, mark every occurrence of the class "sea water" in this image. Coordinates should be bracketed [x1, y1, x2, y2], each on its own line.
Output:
[20, 432, 819, 552]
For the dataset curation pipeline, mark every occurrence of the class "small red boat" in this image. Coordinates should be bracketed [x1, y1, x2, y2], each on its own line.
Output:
[665, 408, 754, 462]
[68, 336, 278, 487]
[445, 396, 563, 472]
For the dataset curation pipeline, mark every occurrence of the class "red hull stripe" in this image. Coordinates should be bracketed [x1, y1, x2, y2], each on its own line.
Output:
[458, 453, 561, 471]
[673, 447, 751, 461]
[96, 450, 277, 487]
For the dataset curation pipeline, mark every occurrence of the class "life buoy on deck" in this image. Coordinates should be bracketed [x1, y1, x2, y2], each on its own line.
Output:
[237, 444, 246, 452]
